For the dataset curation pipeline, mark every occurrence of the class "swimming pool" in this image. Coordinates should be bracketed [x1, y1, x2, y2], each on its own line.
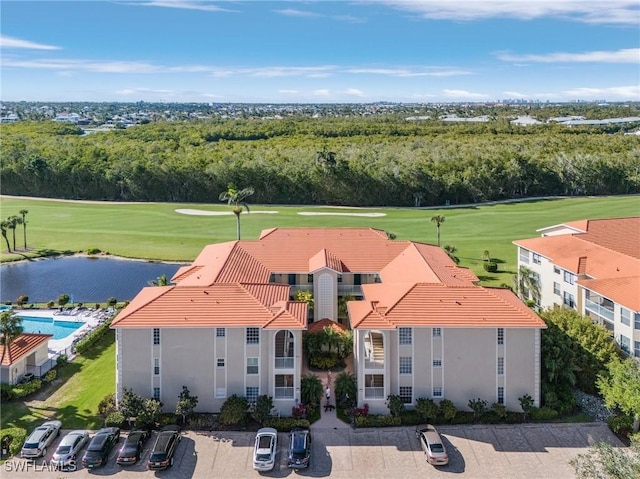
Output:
[18, 315, 84, 340]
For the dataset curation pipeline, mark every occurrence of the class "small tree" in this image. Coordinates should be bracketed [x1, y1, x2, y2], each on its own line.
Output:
[98, 393, 117, 421]
[219, 394, 249, 426]
[598, 358, 640, 433]
[481, 250, 491, 262]
[16, 295, 29, 308]
[148, 275, 170, 286]
[439, 399, 457, 422]
[57, 293, 70, 308]
[519, 394, 535, 421]
[415, 397, 438, 423]
[253, 395, 273, 425]
[107, 297, 118, 307]
[492, 402, 507, 421]
[175, 386, 198, 424]
[468, 398, 488, 420]
[138, 398, 162, 429]
[119, 388, 145, 426]
[430, 215, 445, 247]
[386, 394, 406, 417]
[570, 435, 640, 479]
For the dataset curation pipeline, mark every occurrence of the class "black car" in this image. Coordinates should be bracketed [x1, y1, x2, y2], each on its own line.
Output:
[147, 425, 180, 470]
[81, 427, 120, 469]
[287, 426, 311, 469]
[116, 430, 149, 466]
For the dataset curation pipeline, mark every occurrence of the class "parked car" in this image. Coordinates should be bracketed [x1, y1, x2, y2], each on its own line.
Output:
[253, 427, 278, 471]
[415, 424, 449, 466]
[81, 427, 120, 469]
[116, 430, 149, 466]
[147, 425, 180, 470]
[20, 420, 62, 458]
[51, 430, 89, 470]
[287, 426, 311, 469]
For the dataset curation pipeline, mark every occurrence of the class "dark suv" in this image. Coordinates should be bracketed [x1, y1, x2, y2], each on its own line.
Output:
[81, 427, 120, 469]
[287, 426, 311, 469]
[147, 425, 181, 470]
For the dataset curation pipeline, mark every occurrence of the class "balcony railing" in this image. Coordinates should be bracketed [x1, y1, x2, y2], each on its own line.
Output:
[364, 359, 384, 369]
[364, 387, 385, 399]
[338, 285, 363, 296]
[585, 299, 614, 322]
[275, 357, 294, 369]
[274, 387, 294, 399]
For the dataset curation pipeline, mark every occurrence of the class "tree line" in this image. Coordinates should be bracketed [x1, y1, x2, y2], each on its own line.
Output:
[1, 118, 639, 206]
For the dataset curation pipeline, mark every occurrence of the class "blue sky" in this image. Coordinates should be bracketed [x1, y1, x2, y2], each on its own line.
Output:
[1, 0, 639, 103]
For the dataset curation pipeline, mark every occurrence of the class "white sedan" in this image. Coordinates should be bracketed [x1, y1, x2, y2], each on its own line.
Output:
[20, 420, 62, 458]
[51, 429, 89, 469]
[253, 427, 278, 471]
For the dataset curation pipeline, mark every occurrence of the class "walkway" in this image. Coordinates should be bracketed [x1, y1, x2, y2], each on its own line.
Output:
[310, 370, 351, 430]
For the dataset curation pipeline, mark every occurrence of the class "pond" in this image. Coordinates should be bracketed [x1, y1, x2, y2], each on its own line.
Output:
[0, 256, 183, 304]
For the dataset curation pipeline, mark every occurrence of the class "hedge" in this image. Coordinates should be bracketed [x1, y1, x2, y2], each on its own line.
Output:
[354, 415, 402, 428]
[262, 418, 310, 432]
[74, 318, 113, 355]
[0, 427, 27, 457]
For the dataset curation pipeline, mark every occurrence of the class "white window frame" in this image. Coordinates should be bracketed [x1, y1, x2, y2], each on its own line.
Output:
[519, 248, 530, 264]
[217, 358, 225, 368]
[399, 356, 412, 375]
[398, 327, 412, 345]
[216, 327, 226, 338]
[620, 308, 631, 327]
[246, 357, 259, 375]
[246, 327, 260, 344]
[153, 328, 160, 345]
[497, 357, 504, 375]
[497, 386, 504, 404]
[246, 387, 259, 405]
[153, 387, 160, 400]
[153, 358, 160, 376]
[532, 253, 541, 265]
[553, 282, 561, 296]
[563, 270, 575, 285]
[432, 387, 443, 398]
[432, 327, 442, 338]
[399, 386, 412, 404]
[432, 358, 442, 368]
[497, 328, 504, 345]
[620, 335, 631, 354]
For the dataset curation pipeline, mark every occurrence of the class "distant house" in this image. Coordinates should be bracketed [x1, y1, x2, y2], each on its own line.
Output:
[510, 116, 542, 126]
[113, 228, 546, 415]
[513, 217, 640, 357]
[0, 333, 52, 384]
[0, 114, 19, 123]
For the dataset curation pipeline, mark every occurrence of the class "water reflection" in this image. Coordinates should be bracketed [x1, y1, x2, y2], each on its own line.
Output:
[1, 256, 183, 303]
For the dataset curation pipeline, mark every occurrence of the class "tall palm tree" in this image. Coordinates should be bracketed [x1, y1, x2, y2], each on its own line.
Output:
[19, 209, 28, 249]
[0, 310, 24, 366]
[7, 216, 21, 252]
[443, 245, 460, 264]
[430, 215, 445, 246]
[513, 265, 541, 306]
[0, 220, 11, 252]
[149, 274, 170, 286]
[219, 184, 255, 240]
[300, 374, 323, 408]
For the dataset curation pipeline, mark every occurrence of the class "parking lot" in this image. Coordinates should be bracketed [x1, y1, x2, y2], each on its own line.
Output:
[2, 422, 623, 479]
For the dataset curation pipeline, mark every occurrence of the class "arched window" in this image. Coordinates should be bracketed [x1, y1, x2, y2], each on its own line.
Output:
[275, 330, 294, 369]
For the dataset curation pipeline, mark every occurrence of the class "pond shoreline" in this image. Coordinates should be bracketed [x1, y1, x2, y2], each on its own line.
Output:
[1, 251, 190, 267]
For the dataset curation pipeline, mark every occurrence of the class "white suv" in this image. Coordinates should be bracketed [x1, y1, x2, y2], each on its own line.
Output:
[20, 420, 62, 458]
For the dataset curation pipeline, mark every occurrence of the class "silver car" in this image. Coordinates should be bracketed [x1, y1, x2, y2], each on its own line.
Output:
[20, 420, 62, 458]
[51, 430, 89, 469]
[253, 427, 278, 471]
[416, 424, 449, 466]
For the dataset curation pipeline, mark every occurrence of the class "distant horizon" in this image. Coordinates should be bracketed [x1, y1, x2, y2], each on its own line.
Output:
[2, 1, 638, 103]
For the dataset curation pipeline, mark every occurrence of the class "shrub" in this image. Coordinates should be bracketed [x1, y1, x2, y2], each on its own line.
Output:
[399, 409, 423, 426]
[105, 411, 125, 427]
[57, 293, 70, 307]
[354, 415, 402, 428]
[386, 395, 406, 417]
[12, 379, 42, 398]
[219, 394, 249, 426]
[519, 394, 535, 420]
[439, 399, 457, 422]
[0, 427, 27, 457]
[44, 369, 57, 383]
[309, 352, 340, 370]
[86, 248, 101, 255]
[492, 402, 507, 421]
[0, 384, 15, 401]
[354, 403, 369, 418]
[468, 398, 489, 419]
[16, 295, 29, 307]
[107, 297, 118, 307]
[159, 413, 178, 427]
[46, 301, 55, 309]
[607, 414, 633, 437]
[262, 418, 310, 432]
[542, 383, 576, 415]
[531, 406, 559, 422]
[74, 318, 113, 355]
[138, 399, 162, 429]
[415, 397, 438, 422]
[292, 403, 307, 419]
[483, 261, 498, 273]
[56, 354, 68, 367]
[253, 395, 274, 425]
[98, 393, 117, 418]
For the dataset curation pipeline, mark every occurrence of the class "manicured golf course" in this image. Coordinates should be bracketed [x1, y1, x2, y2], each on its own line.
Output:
[1, 194, 639, 287]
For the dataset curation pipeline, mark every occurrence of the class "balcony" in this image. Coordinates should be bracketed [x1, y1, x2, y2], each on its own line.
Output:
[274, 387, 294, 399]
[585, 299, 614, 322]
[338, 285, 363, 296]
[364, 387, 385, 399]
[275, 357, 294, 369]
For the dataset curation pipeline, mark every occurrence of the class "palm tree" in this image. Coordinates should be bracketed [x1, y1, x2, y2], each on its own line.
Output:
[481, 250, 491, 262]
[149, 274, 170, 286]
[7, 216, 21, 252]
[0, 310, 24, 366]
[443, 245, 460, 264]
[513, 265, 541, 306]
[19, 209, 28, 249]
[218, 184, 255, 240]
[0, 220, 11, 252]
[430, 215, 445, 246]
[334, 371, 357, 408]
[300, 374, 323, 408]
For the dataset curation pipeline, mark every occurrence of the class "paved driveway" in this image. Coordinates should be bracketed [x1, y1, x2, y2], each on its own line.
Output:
[1, 423, 623, 479]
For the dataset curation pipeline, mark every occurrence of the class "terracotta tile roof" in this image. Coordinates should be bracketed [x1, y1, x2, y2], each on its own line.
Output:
[349, 284, 545, 329]
[171, 265, 203, 283]
[579, 276, 640, 311]
[0, 333, 52, 366]
[579, 217, 640, 259]
[309, 249, 344, 273]
[111, 284, 306, 329]
[307, 318, 349, 333]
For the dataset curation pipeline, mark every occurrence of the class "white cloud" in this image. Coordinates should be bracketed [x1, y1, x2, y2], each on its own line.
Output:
[562, 85, 640, 99]
[116, 87, 173, 95]
[497, 48, 640, 63]
[502, 90, 527, 98]
[278, 89, 299, 94]
[0, 35, 60, 50]
[344, 67, 471, 77]
[141, 1, 237, 12]
[274, 9, 320, 17]
[313, 89, 331, 97]
[1, 58, 162, 73]
[443, 89, 489, 99]
[380, 1, 639, 25]
[344, 88, 365, 97]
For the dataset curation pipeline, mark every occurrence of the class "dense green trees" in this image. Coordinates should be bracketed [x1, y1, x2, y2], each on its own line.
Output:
[1, 116, 638, 206]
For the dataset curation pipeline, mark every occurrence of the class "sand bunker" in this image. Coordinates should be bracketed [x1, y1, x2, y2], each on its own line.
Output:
[297, 212, 386, 217]
[175, 209, 278, 216]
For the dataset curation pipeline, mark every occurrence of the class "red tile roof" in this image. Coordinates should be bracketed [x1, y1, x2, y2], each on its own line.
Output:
[307, 318, 349, 333]
[0, 333, 52, 366]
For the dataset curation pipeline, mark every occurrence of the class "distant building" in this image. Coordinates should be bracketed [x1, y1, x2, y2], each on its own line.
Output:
[510, 116, 542, 126]
[0, 333, 53, 384]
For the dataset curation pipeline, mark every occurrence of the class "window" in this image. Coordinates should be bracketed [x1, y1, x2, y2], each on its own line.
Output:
[398, 327, 412, 345]
[154, 358, 160, 376]
[620, 335, 631, 354]
[497, 328, 504, 345]
[563, 292, 575, 308]
[216, 327, 226, 338]
[246, 387, 259, 405]
[354, 274, 362, 285]
[153, 328, 160, 345]
[635, 341, 640, 358]
[497, 386, 504, 404]
[246, 327, 260, 344]
[337, 275, 343, 283]
[621, 308, 631, 327]
[519, 248, 530, 264]
[433, 358, 442, 367]
[307, 274, 314, 283]
[432, 327, 442, 338]
[247, 357, 259, 375]
[432, 387, 443, 398]
[153, 387, 160, 400]
[532, 253, 541, 265]
[635, 313, 640, 330]
[364, 374, 384, 399]
[215, 387, 226, 398]
[553, 266, 560, 274]
[288, 274, 296, 285]
[497, 357, 504, 375]
[399, 386, 412, 404]
[563, 271, 575, 285]
[275, 374, 294, 399]
[553, 282, 561, 296]
[399, 357, 412, 374]
[217, 358, 225, 368]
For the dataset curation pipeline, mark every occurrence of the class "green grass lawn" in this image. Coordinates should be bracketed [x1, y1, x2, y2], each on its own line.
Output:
[0, 332, 115, 431]
[1, 195, 639, 287]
